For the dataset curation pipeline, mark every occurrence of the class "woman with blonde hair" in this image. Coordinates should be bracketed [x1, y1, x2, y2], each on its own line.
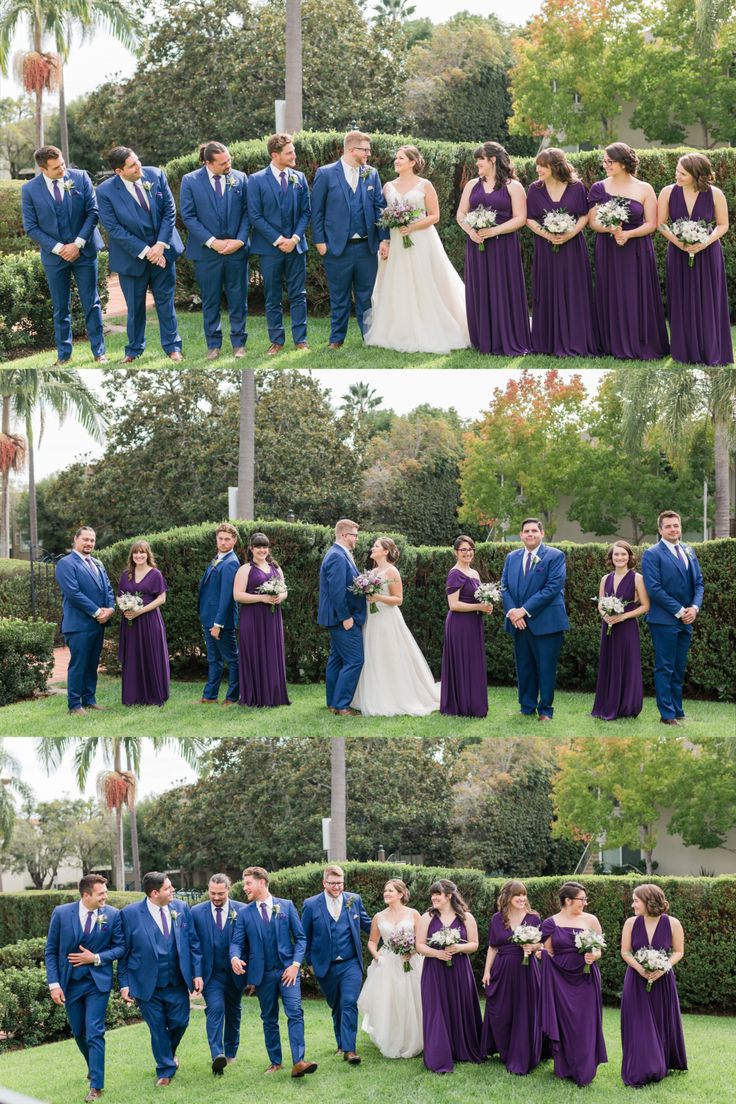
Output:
[117, 540, 170, 706]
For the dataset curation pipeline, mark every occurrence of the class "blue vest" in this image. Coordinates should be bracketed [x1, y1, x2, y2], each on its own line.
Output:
[261, 914, 281, 972]
[348, 182, 368, 239]
[153, 922, 184, 989]
[330, 907, 357, 962]
[55, 194, 74, 243]
[211, 912, 232, 976]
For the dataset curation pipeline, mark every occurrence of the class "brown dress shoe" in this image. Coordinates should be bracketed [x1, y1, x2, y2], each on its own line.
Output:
[327, 342, 343, 349]
[206, 348, 220, 361]
[660, 717, 682, 726]
[169, 351, 183, 362]
[221, 699, 238, 707]
[233, 347, 246, 358]
[199, 697, 218, 704]
[85, 1091, 103, 1102]
[154, 1078, 171, 1087]
[68, 707, 87, 716]
[537, 714, 552, 722]
[85, 704, 107, 711]
[344, 1051, 361, 1064]
[336, 707, 359, 716]
[51, 358, 71, 366]
[267, 343, 284, 355]
[264, 1064, 282, 1074]
[121, 355, 138, 363]
[291, 1060, 318, 1077]
[294, 342, 309, 350]
[94, 355, 109, 364]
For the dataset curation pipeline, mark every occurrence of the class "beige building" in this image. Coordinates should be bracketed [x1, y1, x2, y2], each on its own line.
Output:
[600, 811, 736, 877]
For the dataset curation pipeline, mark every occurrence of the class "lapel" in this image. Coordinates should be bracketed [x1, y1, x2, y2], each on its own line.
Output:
[249, 901, 265, 948]
[265, 166, 282, 205]
[199, 165, 220, 221]
[37, 174, 60, 221]
[335, 160, 351, 209]
[359, 169, 371, 217]
[334, 543, 356, 575]
[141, 900, 165, 956]
[319, 893, 332, 928]
[171, 904, 182, 954]
[114, 174, 148, 228]
[665, 542, 688, 579]
[70, 904, 84, 944]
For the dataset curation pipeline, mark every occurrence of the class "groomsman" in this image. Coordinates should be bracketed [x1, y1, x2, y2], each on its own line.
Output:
[501, 518, 569, 720]
[55, 525, 115, 716]
[311, 130, 388, 348]
[21, 145, 107, 365]
[197, 523, 240, 704]
[190, 874, 247, 1074]
[317, 519, 366, 715]
[229, 867, 317, 1078]
[641, 509, 705, 725]
[179, 142, 250, 360]
[247, 132, 310, 354]
[118, 872, 203, 1086]
[301, 865, 371, 1065]
[45, 875, 125, 1102]
[96, 146, 183, 362]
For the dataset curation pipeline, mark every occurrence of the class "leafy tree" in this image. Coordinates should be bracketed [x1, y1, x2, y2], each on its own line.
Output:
[68, 799, 112, 873]
[4, 799, 85, 888]
[0, 95, 35, 176]
[0, 739, 31, 853]
[666, 738, 736, 850]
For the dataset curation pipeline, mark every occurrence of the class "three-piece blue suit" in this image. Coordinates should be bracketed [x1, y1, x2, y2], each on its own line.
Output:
[96, 167, 183, 358]
[641, 540, 704, 720]
[21, 169, 105, 362]
[317, 542, 366, 710]
[248, 166, 310, 346]
[501, 544, 570, 717]
[302, 892, 371, 1053]
[197, 549, 240, 702]
[180, 166, 250, 351]
[190, 899, 247, 1061]
[44, 902, 125, 1090]
[55, 551, 115, 711]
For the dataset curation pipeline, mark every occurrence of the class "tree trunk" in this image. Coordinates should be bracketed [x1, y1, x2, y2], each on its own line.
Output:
[112, 744, 125, 890]
[58, 64, 70, 165]
[236, 369, 255, 519]
[1, 398, 10, 558]
[285, 0, 303, 133]
[126, 748, 142, 892]
[713, 414, 730, 538]
[26, 413, 38, 556]
[329, 737, 347, 861]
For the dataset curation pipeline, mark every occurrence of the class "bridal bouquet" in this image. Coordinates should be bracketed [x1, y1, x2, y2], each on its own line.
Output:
[596, 197, 631, 229]
[669, 218, 710, 266]
[386, 928, 416, 972]
[634, 947, 671, 990]
[349, 569, 384, 613]
[575, 929, 607, 973]
[541, 208, 577, 251]
[376, 200, 423, 248]
[116, 592, 143, 627]
[511, 923, 543, 966]
[474, 581, 503, 607]
[463, 205, 497, 251]
[255, 578, 287, 613]
[429, 925, 463, 966]
[594, 594, 627, 636]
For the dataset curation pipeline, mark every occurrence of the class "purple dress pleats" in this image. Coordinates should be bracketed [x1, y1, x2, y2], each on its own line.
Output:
[237, 563, 290, 707]
[117, 568, 170, 706]
[591, 569, 644, 720]
[481, 911, 543, 1074]
[421, 915, 483, 1073]
[440, 568, 488, 718]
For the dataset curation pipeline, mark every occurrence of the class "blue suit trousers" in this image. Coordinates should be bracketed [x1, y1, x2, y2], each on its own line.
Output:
[65, 976, 110, 1090]
[64, 623, 105, 710]
[193, 253, 248, 350]
[649, 623, 691, 720]
[316, 957, 362, 1052]
[513, 630, 564, 717]
[322, 241, 377, 342]
[119, 262, 181, 358]
[137, 983, 190, 1080]
[44, 258, 104, 360]
[326, 624, 364, 710]
[202, 627, 239, 702]
[258, 251, 307, 345]
[256, 967, 305, 1066]
[203, 973, 242, 1059]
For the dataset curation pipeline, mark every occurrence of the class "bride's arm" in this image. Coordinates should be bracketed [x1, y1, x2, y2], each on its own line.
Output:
[399, 179, 439, 236]
[367, 915, 382, 963]
[370, 568, 402, 606]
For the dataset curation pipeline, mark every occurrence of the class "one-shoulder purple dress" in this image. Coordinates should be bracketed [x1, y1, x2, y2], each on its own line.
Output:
[237, 563, 290, 707]
[421, 915, 483, 1073]
[117, 568, 170, 706]
[440, 568, 488, 718]
[481, 911, 544, 1074]
[591, 569, 643, 720]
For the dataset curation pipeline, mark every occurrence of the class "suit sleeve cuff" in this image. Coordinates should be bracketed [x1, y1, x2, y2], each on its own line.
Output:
[675, 608, 685, 619]
[138, 246, 149, 259]
[75, 237, 85, 248]
[521, 607, 530, 617]
[205, 236, 215, 247]
[292, 961, 301, 969]
[157, 241, 170, 249]
[52, 242, 63, 254]
[49, 982, 61, 990]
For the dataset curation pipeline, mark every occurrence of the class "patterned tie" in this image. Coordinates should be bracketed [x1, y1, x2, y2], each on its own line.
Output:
[524, 551, 532, 577]
[260, 902, 270, 925]
[215, 906, 223, 930]
[83, 910, 94, 937]
[279, 171, 288, 193]
[134, 182, 150, 211]
[53, 180, 63, 204]
[215, 174, 223, 199]
[160, 908, 170, 937]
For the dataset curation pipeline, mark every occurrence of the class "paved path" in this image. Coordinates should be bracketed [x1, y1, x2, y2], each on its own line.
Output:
[105, 273, 153, 318]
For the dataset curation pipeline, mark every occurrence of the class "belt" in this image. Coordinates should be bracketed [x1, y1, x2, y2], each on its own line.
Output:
[346, 237, 368, 245]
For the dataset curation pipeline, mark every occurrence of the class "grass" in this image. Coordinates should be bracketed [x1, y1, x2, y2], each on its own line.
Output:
[1, 1001, 732, 1104]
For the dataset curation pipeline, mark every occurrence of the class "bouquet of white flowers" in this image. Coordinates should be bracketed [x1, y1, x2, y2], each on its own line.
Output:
[377, 200, 423, 248]
[255, 578, 287, 614]
[349, 569, 384, 614]
[574, 929, 607, 973]
[596, 197, 631, 229]
[429, 925, 463, 966]
[594, 594, 627, 636]
[541, 208, 577, 251]
[670, 218, 710, 267]
[116, 592, 143, 627]
[474, 581, 503, 607]
[386, 928, 417, 972]
[633, 946, 671, 991]
[463, 205, 497, 251]
[511, 923, 543, 966]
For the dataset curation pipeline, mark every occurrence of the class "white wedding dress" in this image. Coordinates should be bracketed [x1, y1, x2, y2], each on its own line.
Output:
[351, 576, 441, 716]
[363, 179, 470, 353]
[358, 915, 423, 1058]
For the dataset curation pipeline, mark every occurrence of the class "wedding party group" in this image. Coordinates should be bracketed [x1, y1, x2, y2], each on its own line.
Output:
[43, 867, 687, 1098]
[20, 132, 733, 366]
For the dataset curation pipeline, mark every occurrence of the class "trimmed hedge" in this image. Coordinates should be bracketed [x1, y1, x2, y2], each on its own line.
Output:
[0, 891, 140, 948]
[0, 617, 56, 705]
[0, 936, 46, 970]
[0, 180, 26, 256]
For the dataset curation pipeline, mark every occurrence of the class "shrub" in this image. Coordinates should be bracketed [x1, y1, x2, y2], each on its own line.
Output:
[0, 618, 55, 705]
[0, 891, 140, 948]
[0, 180, 26, 255]
[0, 937, 46, 970]
[0, 562, 63, 639]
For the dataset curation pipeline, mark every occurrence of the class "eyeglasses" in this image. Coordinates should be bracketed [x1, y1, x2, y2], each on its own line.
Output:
[351, 146, 371, 154]
[602, 158, 615, 166]
[325, 881, 344, 887]
[573, 896, 589, 904]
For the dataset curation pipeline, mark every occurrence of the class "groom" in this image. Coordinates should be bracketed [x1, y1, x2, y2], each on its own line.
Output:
[317, 519, 365, 715]
[197, 523, 240, 705]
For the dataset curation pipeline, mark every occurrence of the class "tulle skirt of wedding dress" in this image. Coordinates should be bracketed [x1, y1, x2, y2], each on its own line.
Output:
[351, 603, 441, 717]
[358, 950, 424, 1058]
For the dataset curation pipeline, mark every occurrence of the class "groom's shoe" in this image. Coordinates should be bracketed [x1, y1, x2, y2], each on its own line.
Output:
[264, 1064, 282, 1074]
[328, 706, 339, 714]
[295, 342, 309, 350]
[537, 714, 552, 722]
[336, 708, 359, 716]
[206, 348, 220, 361]
[344, 1052, 361, 1065]
[267, 343, 283, 356]
[327, 341, 343, 350]
[291, 1060, 318, 1078]
[68, 707, 88, 717]
[660, 717, 682, 726]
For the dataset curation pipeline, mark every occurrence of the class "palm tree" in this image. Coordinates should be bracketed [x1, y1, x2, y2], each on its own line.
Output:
[341, 380, 383, 419]
[0, 740, 32, 890]
[694, 0, 733, 51]
[235, 369, 255, 520]
[372, 0, 416, 24]
[284, 0, 302, 133]
[0, 425, 27, 559]
[329, 738, 347, 861]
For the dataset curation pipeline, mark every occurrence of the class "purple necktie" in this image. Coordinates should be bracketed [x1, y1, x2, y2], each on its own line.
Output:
[53, 180, 63, 204]
[260, 902, 270, 925]
[215, 906, 223, 930]
[160, 908, 170, 937]
[674, 544, 687, 568]
[279, 171, 288, 193]
[83, 911, 94, 937]
[524, 551, 532, 577]
[134, 182, 150, 211]
[215, 174, 223, 199]
[83, 555, 99, 578]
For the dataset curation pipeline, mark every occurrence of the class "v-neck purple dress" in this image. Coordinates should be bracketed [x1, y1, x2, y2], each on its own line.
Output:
[421, 915, 483, 1073]
[117, 568, 170, 706]
[481, 911, 544, 1074]
[440, 568, 488, 718]
[591, 569, 643, 720]
[237, 562, 290, 707]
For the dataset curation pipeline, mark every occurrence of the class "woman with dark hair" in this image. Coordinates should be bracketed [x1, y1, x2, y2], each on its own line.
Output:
[526, 147, 597, 357]
[440, 536, 494, 718]
[589, 142, 668, 360]
[117, 540, 170, 706]
[620, 884, 687, 1086]
[658, 153, 733, 366]
[233, 532, 290, 707]
[417, 879, 483, 1073]
[456, 141, 530, 355]
[591, 540, 649, 720]
[480, 880, 544, 1075]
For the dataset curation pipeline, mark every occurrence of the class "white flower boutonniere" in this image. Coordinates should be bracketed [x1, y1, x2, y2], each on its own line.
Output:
[63, 178, 76, 194]
[169, 909, 178, 923]
[272, 903, 281, 919]
[95, 912, 108, 930]
[344, 895, 356, 915]
[141, 179, 153, 193]
[684, 545, 695, 562]
[229, 908, 238, 924]
[531, 554, 541, 567]
[359, 166, 371, 182]
[226, 174, 236, 189]
[288, 172, 301, 189]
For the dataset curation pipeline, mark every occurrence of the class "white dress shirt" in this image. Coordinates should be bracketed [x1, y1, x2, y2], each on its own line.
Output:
[505, 544, 544, 620]
[146, 896, 172, 934]
[120, 176, 168, 257]
[257, 896, 300, 967]
[43, 172, 86, 253]
[211, 899, 230, 926]
[324, 890, 342, 921]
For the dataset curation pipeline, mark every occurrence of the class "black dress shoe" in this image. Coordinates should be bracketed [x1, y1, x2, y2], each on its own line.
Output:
[212, 1055, 227, 1075]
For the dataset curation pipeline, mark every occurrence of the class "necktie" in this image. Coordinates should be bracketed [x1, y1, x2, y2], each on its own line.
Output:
[83, 911, 94, 937]
[674, 544, 687, 567]
[215, 906, 223, 930]
[53, 180, 63, 204]
[134, 182, 150, 211]
[260, 902, 270, 925]
[524, 551, 532, 577]
[160, 908, 170, 937]
[279, 171, 288, 193]
[215, 174, 223, 199]
[83, 555, 99, 578]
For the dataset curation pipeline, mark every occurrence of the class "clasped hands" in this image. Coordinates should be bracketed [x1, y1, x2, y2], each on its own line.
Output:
[211, 238, 245, 255]
[95, 607, 115, 624]
[58, 243, 81, 262]
[681, 605, 698, 625]
[507, 607, 528, 631]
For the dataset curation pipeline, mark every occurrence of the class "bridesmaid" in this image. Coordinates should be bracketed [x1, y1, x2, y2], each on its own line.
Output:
[481, 879, 544, 1075]
[526, 147, 597, 357]
[440, 535, 493, 718]
[620, 883, 687, 1087]
[117, 540, 170, 707]
[417, 879, 483, 1073]
[457, 141, 531, 355]
[589, 142, 669, 360]
[658, 153, 733, 366]
[541, 881, 607, 1087]
[591, 540, 649, 721]
[233, 531, 290, 707]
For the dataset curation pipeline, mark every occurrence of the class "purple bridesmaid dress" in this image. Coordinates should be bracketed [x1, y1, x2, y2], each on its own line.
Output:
[440, 567, 488, 718]
[237, 563, 290, 707]
[481, 911, 543, 1074]
[117, 568, 170, 706]
[666, 185, 733, 366]
[464, 181, 530, 355]
[421, 915, 483, 1073]
[591, 569, 643, 720]
[540, 917, 608, 1086]
[621, 914, 687, 1087]
[527, 180, 598, 356]
[589, 180, 669, 360]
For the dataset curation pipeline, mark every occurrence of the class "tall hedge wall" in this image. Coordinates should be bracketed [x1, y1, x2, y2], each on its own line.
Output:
[0, 890, 140, 948]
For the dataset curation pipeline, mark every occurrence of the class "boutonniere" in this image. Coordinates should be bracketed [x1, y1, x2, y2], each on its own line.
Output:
[272, 904, 281, 919]
[95, 912, 108, 930]
[531, 554, 541, 567]
[141, 179, 153, 193]
[359, 166, 370, 181]
[226, 174, 237, 189]
[228, 908, 238, 924]
[344, 895, 356, 915]
[169, 909, 178, 924]
[683, 545, 695, 562]
[288, 172, 302, 189]
[63, 178, 76, 194]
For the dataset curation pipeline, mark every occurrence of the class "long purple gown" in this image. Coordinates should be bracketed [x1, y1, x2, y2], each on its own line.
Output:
[440, 568, 488, 718]
[527, 181, 598, 357]
[540, 917, 608, 1086]
[464, 181, 530, 355]
[481, 911, 543, 1074]
[421, 915, 483, 1073]
[666, 185, 733, 366]
[588, 180, 669, 360]
[591, 569, 643, 720]
[117, 568, 170, 706]
[237, 563, 290, 707]
[621, 914, 687, 1087]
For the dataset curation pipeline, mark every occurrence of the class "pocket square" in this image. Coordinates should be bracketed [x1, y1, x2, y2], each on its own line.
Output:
[367, 185, 374, 191]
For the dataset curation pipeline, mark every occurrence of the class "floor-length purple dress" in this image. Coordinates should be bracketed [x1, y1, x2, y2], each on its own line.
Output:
[540, 918, 608, 1086]
[464, 181, 530, 355]
[591, 569, 643, 720]
[421, 915, 483, 1073]
[589, 181, 669, 360]
[666, 185, 733, 366]
[527, 181, 598, 357]
[481, 911, 543, 1074]
[237, 563, 290, 707]
[621, 914, 687, 1087]
[440, 568, 488, 718]
[117, 568, 170, 706]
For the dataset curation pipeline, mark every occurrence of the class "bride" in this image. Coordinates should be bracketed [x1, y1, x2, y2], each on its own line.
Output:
[358, 879, 423, 1058]
[363, 145, 470, 353]
[351, 537, 441, 716]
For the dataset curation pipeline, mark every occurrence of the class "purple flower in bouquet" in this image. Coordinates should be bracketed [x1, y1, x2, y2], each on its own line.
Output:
[377, 200, 423, 248]
[386, 928, 416, 972]
[348, 569, 384, 614]
[255, 578, 287, 613]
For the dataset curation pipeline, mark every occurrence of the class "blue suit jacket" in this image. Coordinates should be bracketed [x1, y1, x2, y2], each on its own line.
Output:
[44, 902, 125, 994]
[301, 892, 371, 979]
[310, 161, 387, 256]
[190, 899, 248, 989]
[21, 169, 104, 267]
[247, 166, 310, 256]
[228, 898, 306, 987]
[56, 551, 115, 634]
[180, 166, 250, 262]
[501, 545, 570, 636]
[117, 898, 202, 1002]
[96, 167, 184, 277]
[317, 544, 367, 628]
[641, 541, 704, 627]
[198, 549, 240, 631]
